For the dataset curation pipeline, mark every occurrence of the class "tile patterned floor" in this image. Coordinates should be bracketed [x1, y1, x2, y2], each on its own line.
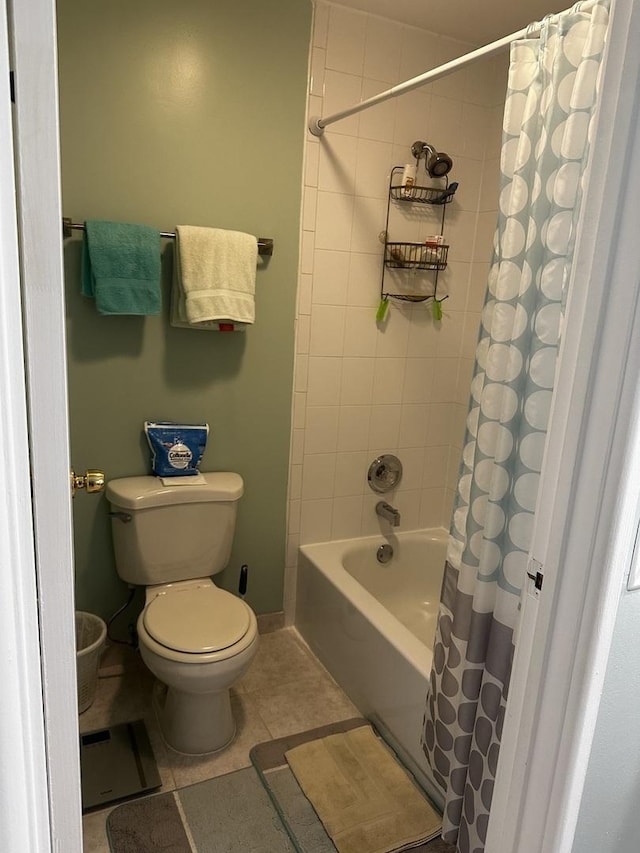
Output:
[80, 627, 360, 852]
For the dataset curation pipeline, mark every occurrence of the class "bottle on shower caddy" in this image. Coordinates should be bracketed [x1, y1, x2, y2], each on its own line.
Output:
[401, 163, 417, 197]
[422, 234, 444, 265]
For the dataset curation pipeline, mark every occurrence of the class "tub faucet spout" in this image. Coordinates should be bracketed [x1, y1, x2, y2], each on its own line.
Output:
[376, 501, 401, 527]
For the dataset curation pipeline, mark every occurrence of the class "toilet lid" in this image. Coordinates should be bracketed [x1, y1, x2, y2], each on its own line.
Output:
[143, 586, 251, 653]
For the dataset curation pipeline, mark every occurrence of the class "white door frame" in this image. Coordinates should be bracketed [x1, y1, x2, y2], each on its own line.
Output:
[0, 4, 55, 851]
[3, 0, 82, 850]
[1, 0, 638, 851]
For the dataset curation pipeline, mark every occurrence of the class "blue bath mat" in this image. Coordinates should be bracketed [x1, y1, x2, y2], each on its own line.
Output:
[179, 766, 295, 852]
[107, 767, 295, 852]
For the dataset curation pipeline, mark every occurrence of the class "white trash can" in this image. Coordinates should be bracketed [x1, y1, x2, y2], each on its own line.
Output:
[76, 611, 107, 714]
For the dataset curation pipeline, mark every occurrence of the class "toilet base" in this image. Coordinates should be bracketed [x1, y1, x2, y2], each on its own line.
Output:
[153, 681, 236, 755]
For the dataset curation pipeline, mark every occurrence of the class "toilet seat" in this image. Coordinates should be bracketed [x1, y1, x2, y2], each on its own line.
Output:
[143, 585, 251, 654]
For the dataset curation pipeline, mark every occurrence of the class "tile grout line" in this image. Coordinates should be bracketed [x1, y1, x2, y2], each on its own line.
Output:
[172, 791, 199, 853]
[239, 690, 280, 743]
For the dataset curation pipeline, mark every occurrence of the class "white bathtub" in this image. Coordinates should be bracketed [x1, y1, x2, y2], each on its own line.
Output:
[295, 529, 446, 805]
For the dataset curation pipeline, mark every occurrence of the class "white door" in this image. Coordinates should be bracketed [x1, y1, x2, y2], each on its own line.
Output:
[3, 0, 640, 852]
[3, 0, 83, 850]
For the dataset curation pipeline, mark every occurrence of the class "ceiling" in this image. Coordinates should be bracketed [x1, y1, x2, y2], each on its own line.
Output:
[329, 0, 567, 45]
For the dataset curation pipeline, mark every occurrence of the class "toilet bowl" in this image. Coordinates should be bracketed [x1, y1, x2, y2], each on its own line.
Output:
[138, 578, 258, 754]
[106, 472, 259, 754]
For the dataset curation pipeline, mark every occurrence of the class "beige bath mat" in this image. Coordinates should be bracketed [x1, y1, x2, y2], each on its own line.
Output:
[285, 724, 442, 853]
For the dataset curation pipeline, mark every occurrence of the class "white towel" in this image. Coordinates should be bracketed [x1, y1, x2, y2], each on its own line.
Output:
[169, 286, 248, 331]
[172, 226, 257, 326]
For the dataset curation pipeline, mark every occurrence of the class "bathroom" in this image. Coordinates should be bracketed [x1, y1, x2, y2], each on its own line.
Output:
[58, 0, 501, 844]
[62, 0, 506, 647]
[7, 0, 639, 851]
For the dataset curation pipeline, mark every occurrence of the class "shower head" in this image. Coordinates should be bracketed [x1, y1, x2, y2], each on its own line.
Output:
[411, 140, 454, 178]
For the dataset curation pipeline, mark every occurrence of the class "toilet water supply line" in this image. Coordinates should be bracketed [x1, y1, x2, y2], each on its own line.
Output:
[106, 587, 137, 645]
[308, 23, 542, 136]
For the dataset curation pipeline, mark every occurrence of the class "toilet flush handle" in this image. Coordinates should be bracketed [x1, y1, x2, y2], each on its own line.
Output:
[109, 511, 132, 523]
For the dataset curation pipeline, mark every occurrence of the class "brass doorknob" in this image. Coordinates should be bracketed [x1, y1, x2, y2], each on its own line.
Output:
[71, 469, 105, 498]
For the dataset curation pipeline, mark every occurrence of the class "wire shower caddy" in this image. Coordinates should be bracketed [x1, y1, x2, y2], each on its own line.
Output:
[380, 165, 456, 305]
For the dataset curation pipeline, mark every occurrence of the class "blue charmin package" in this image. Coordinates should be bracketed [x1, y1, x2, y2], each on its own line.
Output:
[144, 421, 209, 477]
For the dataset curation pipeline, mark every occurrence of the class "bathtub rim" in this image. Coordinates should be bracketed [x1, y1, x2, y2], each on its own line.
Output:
[298, 527, 447, 679]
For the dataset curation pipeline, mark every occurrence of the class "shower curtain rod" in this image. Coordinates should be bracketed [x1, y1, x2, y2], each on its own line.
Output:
[308, 22, 542, 136]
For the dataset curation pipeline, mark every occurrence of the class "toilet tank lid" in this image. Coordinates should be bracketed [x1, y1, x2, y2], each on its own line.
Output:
[106, 472, 243, 510]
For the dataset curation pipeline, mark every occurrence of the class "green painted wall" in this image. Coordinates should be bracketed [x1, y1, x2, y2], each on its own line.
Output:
[57, 0, 311, 626]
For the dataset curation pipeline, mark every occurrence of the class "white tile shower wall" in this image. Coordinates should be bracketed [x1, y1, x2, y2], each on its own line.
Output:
[284, 1, 507, 621]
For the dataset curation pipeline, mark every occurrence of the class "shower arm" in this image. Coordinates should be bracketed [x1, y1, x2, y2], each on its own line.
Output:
[308, 23, 541, 136]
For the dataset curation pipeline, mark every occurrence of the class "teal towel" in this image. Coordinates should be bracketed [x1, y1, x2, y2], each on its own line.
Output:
[81, 220, 161, 315]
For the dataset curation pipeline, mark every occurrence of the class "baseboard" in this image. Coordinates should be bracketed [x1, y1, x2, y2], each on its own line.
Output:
[256, 612, 285, 634]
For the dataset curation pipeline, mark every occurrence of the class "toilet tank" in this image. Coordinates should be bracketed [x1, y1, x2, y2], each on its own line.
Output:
[106, 472, 243, 586]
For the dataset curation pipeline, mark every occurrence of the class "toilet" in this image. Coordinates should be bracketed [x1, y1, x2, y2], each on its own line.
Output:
[105, 472, 258, 755]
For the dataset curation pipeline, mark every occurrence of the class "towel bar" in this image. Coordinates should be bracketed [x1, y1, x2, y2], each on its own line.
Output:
[62, 218, 274, 256]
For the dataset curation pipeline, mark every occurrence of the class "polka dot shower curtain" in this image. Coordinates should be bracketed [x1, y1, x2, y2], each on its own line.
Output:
[421, 2, 610, 851]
